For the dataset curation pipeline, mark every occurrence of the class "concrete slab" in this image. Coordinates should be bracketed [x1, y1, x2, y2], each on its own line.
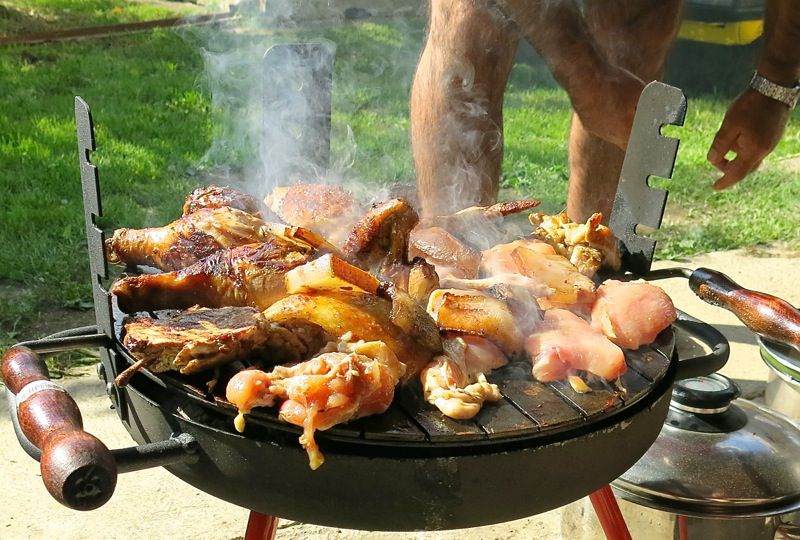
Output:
[1, 247, 796, 539]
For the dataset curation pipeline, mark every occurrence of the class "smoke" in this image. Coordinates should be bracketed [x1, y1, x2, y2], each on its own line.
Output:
[176, 1, 426, 208]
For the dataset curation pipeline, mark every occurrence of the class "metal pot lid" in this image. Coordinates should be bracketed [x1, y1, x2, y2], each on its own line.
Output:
[759, 336, 800, 385]
[613, 374, 800, 518]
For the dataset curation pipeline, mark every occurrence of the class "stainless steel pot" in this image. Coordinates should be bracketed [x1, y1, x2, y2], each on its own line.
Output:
[561, 374, 800, 539]
[760, 336, 800, 420]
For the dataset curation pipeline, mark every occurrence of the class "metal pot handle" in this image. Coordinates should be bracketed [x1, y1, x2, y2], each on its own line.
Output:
[672, 310, 731, 380]
[2, 342, 198, 511]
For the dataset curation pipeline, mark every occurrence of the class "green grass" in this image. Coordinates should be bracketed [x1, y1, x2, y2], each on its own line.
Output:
[0, 0, 206, 35]
[0, 10, 798, 344]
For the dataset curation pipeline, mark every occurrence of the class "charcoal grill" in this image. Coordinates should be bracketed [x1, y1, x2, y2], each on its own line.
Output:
[5, 75, 799, 536]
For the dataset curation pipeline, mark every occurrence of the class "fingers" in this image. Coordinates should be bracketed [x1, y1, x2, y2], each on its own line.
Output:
[712, 154, 759, 191]
[706, 119, 738, 170]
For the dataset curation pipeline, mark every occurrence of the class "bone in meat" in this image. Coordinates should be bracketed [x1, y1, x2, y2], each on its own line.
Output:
[118, 306, 270, 386]
[226, 340, 405, 469]
[525, 309, 626, 382]
[111, 241, 310, 313]
[105, 207, 283, 271]
[591, 279, 677, 349]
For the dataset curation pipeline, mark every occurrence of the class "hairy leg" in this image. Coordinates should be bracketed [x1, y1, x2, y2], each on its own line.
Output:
[411, 0, 519, 217]
[567, 0, 683, 223]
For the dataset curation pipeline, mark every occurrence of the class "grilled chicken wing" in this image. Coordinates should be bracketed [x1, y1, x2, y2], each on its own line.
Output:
[421, 334, 507, 420]
[263, 290, 441, 379]
[591, 280, 677, 349]
[182, 185, 262, 217]
[106, 207, 279, 271]
[342, 198, 419, 280]
[265, 184, 360, 243]
[419, 200, 540, 231]
[118, 306, 270, 385]
[525, 309, 626, 382]
[111, 241, 311, 313]
[529, 211, 621, 275]
[227, 340, 405, 469]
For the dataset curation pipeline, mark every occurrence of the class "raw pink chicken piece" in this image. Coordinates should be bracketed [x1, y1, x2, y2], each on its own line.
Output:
[480, 238, 556, 276]
[525, 309, 626, 382]
[591, 280, 677, 349]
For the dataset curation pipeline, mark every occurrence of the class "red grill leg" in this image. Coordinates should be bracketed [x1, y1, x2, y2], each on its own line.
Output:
[244, 511, 280, 540]
[589, 485, 632, 540]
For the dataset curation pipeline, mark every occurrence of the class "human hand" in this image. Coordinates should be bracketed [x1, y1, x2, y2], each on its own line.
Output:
[707, 88, 791, 190]
[570, 64, 645, 150]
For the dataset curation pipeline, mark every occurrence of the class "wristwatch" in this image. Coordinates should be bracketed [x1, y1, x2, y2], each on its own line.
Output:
[749, 71, 800, 109]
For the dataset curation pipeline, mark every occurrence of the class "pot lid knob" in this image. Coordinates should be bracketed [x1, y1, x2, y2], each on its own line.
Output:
[670, 373, 740, 414]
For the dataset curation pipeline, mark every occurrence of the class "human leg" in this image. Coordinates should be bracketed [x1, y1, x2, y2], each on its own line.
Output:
[411, 0, 519, 217]
[567, 0, 683, 223]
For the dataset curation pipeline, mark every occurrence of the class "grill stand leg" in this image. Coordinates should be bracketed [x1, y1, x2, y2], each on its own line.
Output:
[245, 512, 279, 540]
[589, 485, 632, 540]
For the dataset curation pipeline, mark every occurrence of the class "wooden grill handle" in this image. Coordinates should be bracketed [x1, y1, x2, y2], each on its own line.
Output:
[2, 346, 117, 510]
[690, 267, 800, 350]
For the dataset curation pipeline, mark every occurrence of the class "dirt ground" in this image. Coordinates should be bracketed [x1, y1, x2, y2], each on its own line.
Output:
[1, 247, 798, 540]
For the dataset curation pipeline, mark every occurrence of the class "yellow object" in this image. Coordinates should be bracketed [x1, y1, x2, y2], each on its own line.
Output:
[678, 19, 763, 45]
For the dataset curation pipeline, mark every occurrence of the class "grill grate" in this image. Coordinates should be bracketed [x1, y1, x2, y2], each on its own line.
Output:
[113, 301, 674, 449]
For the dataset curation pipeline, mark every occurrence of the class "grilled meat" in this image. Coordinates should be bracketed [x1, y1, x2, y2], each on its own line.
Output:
[480, 238, 557, 276]
[406, 258, 440, 305]
[118, 306, 270, 385]
[342, 198, 419, 279]
[529, 211, 621, 275]
[421, 334, 507, 420]
[591, 280, 677, 349]
[182, 185, 261, 217]
[263, 290, 441, 379]
[111, 241, 311, 313]
[227, 340, 405, 469]
[427, 288, 524, 355]
[418, 200, 540, 231]
[409, 226, 482, 279]
[525, 309, 626, 382]
[265, 184, 361, 243]
[105, 207, 280, 271]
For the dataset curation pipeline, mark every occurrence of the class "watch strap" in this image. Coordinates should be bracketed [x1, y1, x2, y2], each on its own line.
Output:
[749, 71, 800, 109]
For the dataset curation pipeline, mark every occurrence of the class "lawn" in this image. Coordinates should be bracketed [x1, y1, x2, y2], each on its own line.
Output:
[0, 3, 798, 344]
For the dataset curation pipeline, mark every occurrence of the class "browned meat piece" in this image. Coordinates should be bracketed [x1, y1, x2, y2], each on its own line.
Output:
[427, 288, 524, 356]
[418, 200, 540, 231]
[409, 226, 482, 279]
[118, 306, 270, 385]
[265, 184, 361, 242]
[407, 258, 440, 305]
[105, 207, 281, 271]
[182, 185, 262, 217]
[342, 198, 419, 279]
[263, 290, 441, 380]
[111, 241, 311, 313]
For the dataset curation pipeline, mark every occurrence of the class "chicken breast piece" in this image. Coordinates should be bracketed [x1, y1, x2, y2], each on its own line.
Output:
[409, 226, 482, 279]
[265, 184, 360, 242]
[591, 280, 677, 349]
[525, 309, 626, 382]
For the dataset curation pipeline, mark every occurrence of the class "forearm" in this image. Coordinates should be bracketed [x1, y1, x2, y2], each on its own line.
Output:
[758, 0, 800, 85]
